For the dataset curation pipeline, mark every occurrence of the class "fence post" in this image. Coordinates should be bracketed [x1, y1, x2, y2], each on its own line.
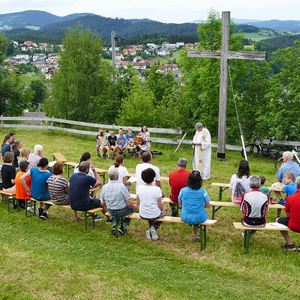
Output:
[0, 115, 3, 128]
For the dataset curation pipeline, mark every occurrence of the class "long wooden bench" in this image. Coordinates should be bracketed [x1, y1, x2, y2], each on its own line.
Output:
[53, 152, 68, 163]
[26, 198, 102, 230]
[211, 182, 230, 201]
[233, 222, 290, 253]
[106, 211, 216, 251]
[210, 201, 285, 219]
[0, 190, 16, 211]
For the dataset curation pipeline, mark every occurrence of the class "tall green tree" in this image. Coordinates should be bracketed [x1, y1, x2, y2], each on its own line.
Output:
[46, 24, 115, 123]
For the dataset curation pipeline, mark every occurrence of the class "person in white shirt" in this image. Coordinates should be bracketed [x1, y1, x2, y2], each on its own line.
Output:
[136, 168, 164, 241]
[74, 152, 95, 178]
[108, 155, 130, 187]
[28, 144, 43, 169]
[135, 152, 160, 190]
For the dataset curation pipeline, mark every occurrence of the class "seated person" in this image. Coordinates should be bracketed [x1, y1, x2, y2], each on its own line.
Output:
[1, 152, 16, 193]
[136, 168, 163, 241]
[12, 140, 22, 169]
[137, 126, 151, 153]
[277, 176, 300, 250]
[21, 157, 52, 220]
[279, 172, 297, 206]
[178, 171, 210, 240]
[116, 130, 128, 154]
[240, 176, 268, 227]
[74, 152, 95, 178]
[101, 166, 133, 235]
[126, 128, 135, 148]
[259, 176, 270, 198]
[169, 158, 191, 216]
[69, 161, 110, 222]
[276, 151, 300, 182]
[107, 131, 117, 156]
[230, 160, 251, 204]
[19, 149, 30, 164]
[15, 160, 31, 209]
[108, 155, 130, 187]
[96, 130, 110, 159]
[47, 162, 69, 205]
[28, 144, 43, 169]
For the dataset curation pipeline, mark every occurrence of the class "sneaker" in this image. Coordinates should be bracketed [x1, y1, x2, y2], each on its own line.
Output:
[93, 214, 102, 221]
[106, 218, 113, 224]
[27, 206, 34, 213]
[282, 243, 297, 251]
[150, 227, 159, 241]
[146, 229, 152, 240]
[118, 224, 127, 235]
[38, 208, 44, 218]
[111, 226, 118, 236]
[39, 212, 48, 220]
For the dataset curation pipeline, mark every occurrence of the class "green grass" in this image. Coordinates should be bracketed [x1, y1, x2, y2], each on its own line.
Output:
[0, 128, 300, 299]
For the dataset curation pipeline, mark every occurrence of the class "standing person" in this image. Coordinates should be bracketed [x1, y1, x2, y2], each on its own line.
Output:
[47, 162, 69, 205]
[136, 168, 164, 241]
[1, 134, 12, 160]
[21, 157, 52, 220]
[230, 160, 251, 204]
[178, 171, 210, 240]
[276, 151, 300, 183]
[240, 176, 269, 227]
[1, 152, 16, 193]
[8, 132, 16, 144]
[15, 160, 31, 209]
[169, 158, 191, 216]
[136, 151, 161, 190]
[192, 123, 211, 180]
[277, 176, 300, 250]
[28, 144, 43, 169]
[12, 140, 22, 169]
[69, 161, 110, 222]
[101, 167, 133, 235]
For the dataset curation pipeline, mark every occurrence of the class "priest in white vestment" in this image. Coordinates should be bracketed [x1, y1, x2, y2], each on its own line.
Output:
[192, 123, 211, 180]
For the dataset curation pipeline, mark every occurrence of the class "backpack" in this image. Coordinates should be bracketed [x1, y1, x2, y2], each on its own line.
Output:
[232, 181, 246, 204]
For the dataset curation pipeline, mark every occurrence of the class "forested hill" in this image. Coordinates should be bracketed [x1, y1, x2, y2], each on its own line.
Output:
[256, 34, 300, 51]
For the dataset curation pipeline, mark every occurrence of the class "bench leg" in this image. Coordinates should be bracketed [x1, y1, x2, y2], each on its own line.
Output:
[218, 187, 222, 201]
[84, 211, 88, 231]
[243, 230, 250, 254]
[199, 225, 207, 251]
[92, 213, 95, 229]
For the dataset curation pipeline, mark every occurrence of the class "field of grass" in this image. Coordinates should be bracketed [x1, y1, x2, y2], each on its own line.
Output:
[0, 128, 300, 299]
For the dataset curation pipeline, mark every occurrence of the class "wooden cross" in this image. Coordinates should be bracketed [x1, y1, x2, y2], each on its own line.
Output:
[187, 11, 267, 159]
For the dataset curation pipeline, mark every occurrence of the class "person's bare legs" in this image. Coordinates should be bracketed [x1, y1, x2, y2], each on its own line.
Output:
[73, 210, 80, 221]
[280, 231, 294, 245]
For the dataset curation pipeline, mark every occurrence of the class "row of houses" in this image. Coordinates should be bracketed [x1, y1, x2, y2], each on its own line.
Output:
[12, 40, 62, 52]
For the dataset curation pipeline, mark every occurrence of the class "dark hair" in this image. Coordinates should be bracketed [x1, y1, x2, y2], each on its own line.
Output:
[12, 140, 21, 151]
[4, 152, 14, 163]
[141, 168, 156, 184]
[9, 132, 15, 137]
[80, 152, 91, 163]
[187, 171, 202, 190]
[2, 134, 11, 146]
[141, 126, 148, 132]
[99, 130, 105, 137]
[53, 162, 64, 175]
[37, 157, 49, 168]
[114, 155, 124, 168]
[141, 151, 151, 163]
[260, 176, 266, 185]
[19, 160, 29, 172]
[237, 160, 250, 178]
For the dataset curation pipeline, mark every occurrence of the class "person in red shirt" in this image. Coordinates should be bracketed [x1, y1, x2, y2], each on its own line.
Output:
[169, 158, 191, 216]
[277, 176, 300, 250]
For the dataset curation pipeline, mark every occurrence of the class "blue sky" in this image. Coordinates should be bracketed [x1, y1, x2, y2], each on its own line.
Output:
[0, 0, 299, 23]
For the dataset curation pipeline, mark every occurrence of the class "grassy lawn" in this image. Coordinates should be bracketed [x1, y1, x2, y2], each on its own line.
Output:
[0, 128, 300, 299]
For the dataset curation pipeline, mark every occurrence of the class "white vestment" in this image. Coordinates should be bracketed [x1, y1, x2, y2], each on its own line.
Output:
[192, 127, 211, 180]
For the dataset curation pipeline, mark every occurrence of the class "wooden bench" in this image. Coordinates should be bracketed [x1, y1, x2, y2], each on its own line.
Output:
[53, 152, 68, 163]
[211, 182, 230, 201]
[210, 201, 285, 219]
[27, 198, 102, 230]
[233, 222, 290, 253]
[0, 190, 16, 211]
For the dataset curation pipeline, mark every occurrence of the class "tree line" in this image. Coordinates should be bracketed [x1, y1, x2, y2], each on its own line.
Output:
[1, 11, 300, 143]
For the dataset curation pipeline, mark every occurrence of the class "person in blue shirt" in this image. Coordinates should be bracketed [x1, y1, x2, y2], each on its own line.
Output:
[276, 151, 300, 182]
[278, 172, 297, 207]
[1, 134, 12, 160]
[116, 130, 128, 154]
[178, 170, 210, 240]
[21, 157, 52, 220]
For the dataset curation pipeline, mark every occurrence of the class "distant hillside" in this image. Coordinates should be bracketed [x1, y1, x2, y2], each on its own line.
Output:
[256, 34, 300, 51]
[0, 10, 94, 31]
[247, 20, 300, 31]
[4, 14, 198, 44]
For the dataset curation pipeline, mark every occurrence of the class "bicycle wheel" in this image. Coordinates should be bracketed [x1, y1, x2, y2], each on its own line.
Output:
[241, 144, 260, 158]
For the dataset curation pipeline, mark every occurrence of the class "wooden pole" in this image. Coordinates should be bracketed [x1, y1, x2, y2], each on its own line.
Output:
[217, 11, 230, 160]
[111, 31, 116, 67]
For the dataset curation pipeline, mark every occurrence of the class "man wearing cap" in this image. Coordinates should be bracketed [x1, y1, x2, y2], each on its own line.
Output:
[192, 123, 211, 180]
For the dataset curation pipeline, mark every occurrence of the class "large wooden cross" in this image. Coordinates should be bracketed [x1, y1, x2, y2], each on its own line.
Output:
[187, 11, 267, 159]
